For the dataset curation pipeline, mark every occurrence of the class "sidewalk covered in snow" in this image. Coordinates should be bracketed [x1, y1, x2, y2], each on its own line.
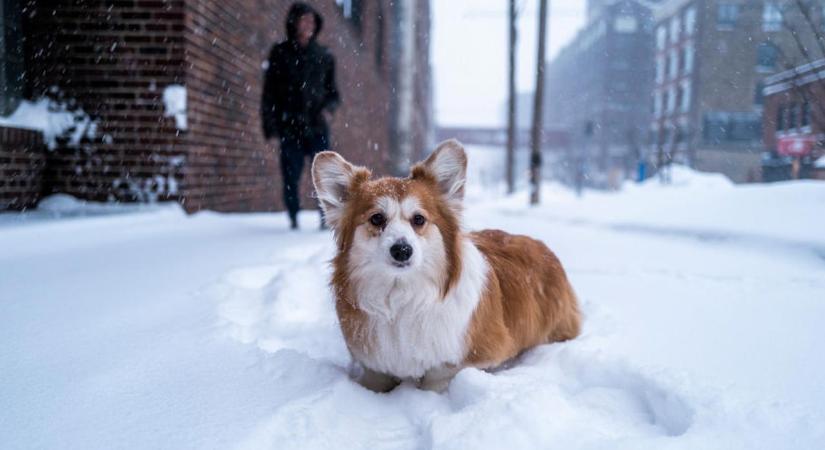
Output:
[2, 159, 824, 449]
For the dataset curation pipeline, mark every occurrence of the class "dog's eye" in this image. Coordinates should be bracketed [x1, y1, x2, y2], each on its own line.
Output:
[369, 213, 386, 227]
[412, 214, 426, 227]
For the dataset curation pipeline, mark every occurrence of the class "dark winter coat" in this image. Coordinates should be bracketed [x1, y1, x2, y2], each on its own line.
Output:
[261, 3, 340, 142]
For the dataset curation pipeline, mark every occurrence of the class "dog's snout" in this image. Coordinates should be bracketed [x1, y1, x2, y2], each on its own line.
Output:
[389, 240, 413, 263]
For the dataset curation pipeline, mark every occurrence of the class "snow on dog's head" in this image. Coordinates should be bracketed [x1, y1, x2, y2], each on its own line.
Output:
[312, 139, 466, 293]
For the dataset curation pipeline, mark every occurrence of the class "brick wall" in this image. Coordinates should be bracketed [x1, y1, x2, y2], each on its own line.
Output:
[24, 0, 187, 204]
[21, 0, 403, 213]
[0, 126, 46, 210]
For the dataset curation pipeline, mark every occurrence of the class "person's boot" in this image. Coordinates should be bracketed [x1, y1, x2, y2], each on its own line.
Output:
[289, 214, 299, 230]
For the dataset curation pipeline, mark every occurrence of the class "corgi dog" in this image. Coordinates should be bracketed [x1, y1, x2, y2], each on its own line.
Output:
[311, 139, 580, 392]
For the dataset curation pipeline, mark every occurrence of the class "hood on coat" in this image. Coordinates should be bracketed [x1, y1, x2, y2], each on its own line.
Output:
[286, 2, 324, 42]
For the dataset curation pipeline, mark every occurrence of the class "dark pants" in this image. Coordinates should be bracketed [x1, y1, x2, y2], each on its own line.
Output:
[279, 132, 329, 222]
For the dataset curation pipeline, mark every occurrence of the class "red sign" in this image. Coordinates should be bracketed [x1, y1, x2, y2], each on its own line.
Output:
[777, 136, 816, 157]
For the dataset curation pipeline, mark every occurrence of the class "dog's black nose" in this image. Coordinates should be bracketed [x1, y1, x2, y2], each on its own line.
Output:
[390, 240, 413, 262]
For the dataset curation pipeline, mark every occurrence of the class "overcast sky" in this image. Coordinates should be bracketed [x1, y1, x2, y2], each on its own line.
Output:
[432, 0, 586, 128]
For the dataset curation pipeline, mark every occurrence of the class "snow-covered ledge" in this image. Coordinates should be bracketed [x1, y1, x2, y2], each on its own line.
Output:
[0, 97, 97, 150]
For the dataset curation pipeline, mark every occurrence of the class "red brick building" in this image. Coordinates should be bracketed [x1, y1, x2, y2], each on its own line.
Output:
[0, 0, 431, 212]
[651, 0, 825, 183]
[762, 58, 825, 180]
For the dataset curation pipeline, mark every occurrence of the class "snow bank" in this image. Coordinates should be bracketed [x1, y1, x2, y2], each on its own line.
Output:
[629, 164, 734, 190]
[479, 165, 825, 248]
[815, 155, 825, 169]
[0, 194, 177, 227]
[0, 97, 96, 150]
[162, 85, 187, 130]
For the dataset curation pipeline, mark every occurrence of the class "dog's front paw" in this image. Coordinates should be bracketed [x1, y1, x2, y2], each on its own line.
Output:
[419, 365, 461, 393]
[356, 367, 400, 393]
[418, 377, 451, 393]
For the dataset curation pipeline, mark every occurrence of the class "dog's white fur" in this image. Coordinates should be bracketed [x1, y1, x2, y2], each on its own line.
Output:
[349, 228, 488, 379]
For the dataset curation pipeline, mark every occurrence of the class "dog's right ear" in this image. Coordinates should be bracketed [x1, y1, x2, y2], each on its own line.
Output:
[312, 151, 363, 229]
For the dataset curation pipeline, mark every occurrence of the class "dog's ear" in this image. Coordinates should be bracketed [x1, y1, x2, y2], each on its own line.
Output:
[415, 139, 467, 205]
[312, 151, 363, 229]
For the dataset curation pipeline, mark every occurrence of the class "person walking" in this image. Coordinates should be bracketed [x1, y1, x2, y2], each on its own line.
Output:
[261, 2, 340, 230]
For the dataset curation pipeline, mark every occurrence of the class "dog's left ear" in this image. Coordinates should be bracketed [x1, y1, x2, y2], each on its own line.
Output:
[414, 139, 467, 206]
[312, 151, 365, 229]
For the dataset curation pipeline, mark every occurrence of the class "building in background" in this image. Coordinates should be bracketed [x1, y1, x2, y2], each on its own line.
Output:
[0, 0, 431, 212]
[545, 0, 659, 188]
[762, 58, 825, 180]
[651, 0, 825, 182]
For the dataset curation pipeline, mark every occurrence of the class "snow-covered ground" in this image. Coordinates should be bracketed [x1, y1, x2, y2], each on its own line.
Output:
[2, 149, 825, 449]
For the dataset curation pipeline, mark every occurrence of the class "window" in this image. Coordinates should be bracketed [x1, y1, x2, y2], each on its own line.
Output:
[684, 44, 694, 73]
[717, 3, 739, 29]
[777, 105, 786, 132]
[615, 16, 638, 33]
[667, 86, 676, 112]
[801, 102, 811, 128]
[681, 80, 691, 112]
[763, 2, 783, 32]
[728, 114, 762, 140]
[335, 0, 363, 29]
[0, 0, 25, 116]
[669, 49, 679, 79]
[675, 85, 683, 114]
[656, 56, 665, 83]
[685, 7, 697, 36]
[670, 16, 681, 43]
[656, 25, 667, 50]
[703, 111, 761, 142]
[663, 90, 670, 116]
[756, 42, 779, 71]
[754, 81, 764, 105]
[654, 91, 662, 117]
[788, 103, 797, 130]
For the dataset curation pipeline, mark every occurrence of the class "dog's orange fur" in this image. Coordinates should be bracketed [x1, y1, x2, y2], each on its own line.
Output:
[313, 140, 581, 388]
[465, 230, 580, 367]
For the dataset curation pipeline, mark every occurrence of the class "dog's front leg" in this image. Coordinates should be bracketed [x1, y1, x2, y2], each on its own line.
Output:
[419, 364, 461, 392]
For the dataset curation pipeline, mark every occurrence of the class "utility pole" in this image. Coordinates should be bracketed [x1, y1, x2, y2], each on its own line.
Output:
[506, 0, 517, 194]
[530, 0, 549, 205]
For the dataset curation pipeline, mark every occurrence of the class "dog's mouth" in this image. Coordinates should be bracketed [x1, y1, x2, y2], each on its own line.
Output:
[391, 261, 412, 269]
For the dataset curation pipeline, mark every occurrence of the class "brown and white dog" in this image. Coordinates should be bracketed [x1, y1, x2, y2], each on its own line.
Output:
[311, 139, 581, 392]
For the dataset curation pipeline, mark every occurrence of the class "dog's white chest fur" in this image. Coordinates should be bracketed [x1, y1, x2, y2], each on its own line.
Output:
[350, 239, 488, 379]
